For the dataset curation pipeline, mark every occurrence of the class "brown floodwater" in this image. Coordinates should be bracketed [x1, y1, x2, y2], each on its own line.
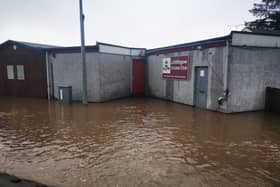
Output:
[0, 97, 279, 187]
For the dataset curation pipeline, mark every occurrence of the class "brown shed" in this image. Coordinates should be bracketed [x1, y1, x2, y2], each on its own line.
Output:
[0, 40, 56, 98]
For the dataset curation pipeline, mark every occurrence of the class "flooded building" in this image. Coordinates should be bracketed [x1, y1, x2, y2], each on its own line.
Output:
[0, 40, 55, 98]
[45, 43, 146, 102]
[1, 31, 279, 113]
[146, 31, 280, 113]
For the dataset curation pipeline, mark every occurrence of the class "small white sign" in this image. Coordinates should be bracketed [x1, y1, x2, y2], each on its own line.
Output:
[162, 58, 171, 74]
[200, 70, 205, 77]
[60, 89, 63, 100]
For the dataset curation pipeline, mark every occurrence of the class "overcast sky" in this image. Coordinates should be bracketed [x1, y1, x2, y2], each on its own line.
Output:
[0, 0, 256, 49]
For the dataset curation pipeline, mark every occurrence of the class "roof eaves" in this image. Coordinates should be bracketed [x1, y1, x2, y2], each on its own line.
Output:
[147, 35, 230, 55]
[8, 40, 60, 49]
[231, 30, 280, 37]
[45, 45, 98, 53]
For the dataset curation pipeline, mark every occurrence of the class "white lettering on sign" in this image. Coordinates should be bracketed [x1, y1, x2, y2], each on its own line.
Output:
[162, 58, 171, 74]
[171, 66, 187, 71]
[172, 60, 187, 65]
[200, 70, 205, 77]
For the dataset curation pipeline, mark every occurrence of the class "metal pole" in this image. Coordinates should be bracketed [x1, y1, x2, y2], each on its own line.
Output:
[45, 51, 51, 101]
[79, 0, 88, 104]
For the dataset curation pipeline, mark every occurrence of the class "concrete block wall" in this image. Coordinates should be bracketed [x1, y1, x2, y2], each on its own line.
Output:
[146, 47, 226, 111]
[47, 32, 280, 113]
[226, 47, 280, 112]
[49, 52, 133, 102]
[49, 52, 100, 101]
[97, 53, 132, 102]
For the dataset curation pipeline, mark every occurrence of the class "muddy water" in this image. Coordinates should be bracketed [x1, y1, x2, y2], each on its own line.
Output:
[0, 97, 279, 187]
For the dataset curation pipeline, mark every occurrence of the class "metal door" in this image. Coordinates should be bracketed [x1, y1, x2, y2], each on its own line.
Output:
[132, 59, 145, 95]
[195, 67, 208, 108]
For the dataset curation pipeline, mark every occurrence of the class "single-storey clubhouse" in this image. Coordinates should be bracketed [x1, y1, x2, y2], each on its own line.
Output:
[0, 31, 280, 113]
[0, 40, 55, 97]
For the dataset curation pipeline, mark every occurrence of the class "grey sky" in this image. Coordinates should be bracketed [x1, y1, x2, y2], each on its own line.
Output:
[0, 0, 256, 48]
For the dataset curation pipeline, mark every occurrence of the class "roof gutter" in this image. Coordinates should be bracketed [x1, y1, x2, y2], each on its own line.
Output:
[147, 35, 230, 55]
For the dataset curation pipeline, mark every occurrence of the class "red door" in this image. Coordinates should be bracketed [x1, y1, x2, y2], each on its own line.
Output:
[132, 59, 145, 95]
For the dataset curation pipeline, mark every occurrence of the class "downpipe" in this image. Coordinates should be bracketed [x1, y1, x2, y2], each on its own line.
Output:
[218, 40, 230, 106]
[218, 89, 229, 105]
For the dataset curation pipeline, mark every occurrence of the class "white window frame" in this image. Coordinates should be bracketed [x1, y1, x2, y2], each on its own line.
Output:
[16, 65, 25, 80]
[7, 65, 15, 80]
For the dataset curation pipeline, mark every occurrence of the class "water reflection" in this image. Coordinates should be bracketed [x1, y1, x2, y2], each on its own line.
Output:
[0, 97, 279, 186]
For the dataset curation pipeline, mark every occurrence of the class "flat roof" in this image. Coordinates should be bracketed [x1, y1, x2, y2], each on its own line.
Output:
[146, 31, 280, 55]
[45, 45, 98, 53]
[0, 40, 60, 50]
[146, 35, 229, 55]
[231, 30, 280, 37]
[97, 42, 146, 50]
[45, 42, 146, 55]
[3, 31, 280, 55]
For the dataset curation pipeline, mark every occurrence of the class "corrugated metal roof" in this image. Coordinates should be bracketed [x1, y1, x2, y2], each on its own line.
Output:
[0, 40, 60, 49]
[10, 40, 59, 49]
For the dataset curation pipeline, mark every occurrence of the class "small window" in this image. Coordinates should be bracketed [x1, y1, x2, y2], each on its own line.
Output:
[16, 65, 25, 80]
[7, 65, 14, 80]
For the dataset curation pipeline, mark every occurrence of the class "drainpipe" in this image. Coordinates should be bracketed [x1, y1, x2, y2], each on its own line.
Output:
[224, 40, 230, 97]
[218, 40, 230, 105]
[45, 51, 51, 101]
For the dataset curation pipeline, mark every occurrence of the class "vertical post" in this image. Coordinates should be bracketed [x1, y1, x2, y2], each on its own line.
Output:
[79, 0, 88, 104]
[45, 51, 50, 101]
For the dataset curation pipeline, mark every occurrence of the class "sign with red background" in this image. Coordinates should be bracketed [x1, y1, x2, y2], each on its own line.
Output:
[162, 56, 189, 80]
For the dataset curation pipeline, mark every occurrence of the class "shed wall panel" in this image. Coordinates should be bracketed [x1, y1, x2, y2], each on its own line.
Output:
[50, 52, 133, 102]
[146, 47, 226, 111]
[227, 47, 280, 112]
[0, 43, 47, 98]
[232, 33, 280, 48]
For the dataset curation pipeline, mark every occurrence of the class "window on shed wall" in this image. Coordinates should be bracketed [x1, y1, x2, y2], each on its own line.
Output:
[16, 65, 25, 80]
[7, 65, 14, 80]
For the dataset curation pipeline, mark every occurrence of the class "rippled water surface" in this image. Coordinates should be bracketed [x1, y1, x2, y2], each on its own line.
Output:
[0, 97, 280, 187]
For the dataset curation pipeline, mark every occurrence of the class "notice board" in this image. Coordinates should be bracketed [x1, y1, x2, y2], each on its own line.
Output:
[162, 56, 189, 80]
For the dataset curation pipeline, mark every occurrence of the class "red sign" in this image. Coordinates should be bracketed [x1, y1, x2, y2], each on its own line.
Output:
[162, 56, 189, 80]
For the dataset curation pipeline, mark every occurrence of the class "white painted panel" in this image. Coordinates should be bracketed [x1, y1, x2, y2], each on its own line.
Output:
[232, 33, 280, 48]
[99, 45, 130, 55]
[98, 44, 145, 56]
[131, 49, 145, 56]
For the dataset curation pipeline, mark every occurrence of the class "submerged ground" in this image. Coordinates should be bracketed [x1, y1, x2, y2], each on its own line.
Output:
[0, 97, 279, 187]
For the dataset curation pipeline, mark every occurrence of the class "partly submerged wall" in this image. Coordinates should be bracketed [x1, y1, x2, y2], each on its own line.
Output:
[97, 53, 132, 102]
[49, 52, 133, 102]
[146, 46, 227, 111]
[47, 32, 280, 113]
[226, 47, 280, 113]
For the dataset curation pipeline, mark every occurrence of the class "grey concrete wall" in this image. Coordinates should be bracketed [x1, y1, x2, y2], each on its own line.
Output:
[97, 53, 132, 102]
[146, 47, 226, 111]
[49, 52, 100, 101]
[49, 52, 133, 102]
[226, 47, 280, 113]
